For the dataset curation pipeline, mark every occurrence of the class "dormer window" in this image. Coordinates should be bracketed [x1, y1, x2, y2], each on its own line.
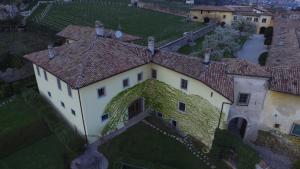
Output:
[237, 93, 250, 106]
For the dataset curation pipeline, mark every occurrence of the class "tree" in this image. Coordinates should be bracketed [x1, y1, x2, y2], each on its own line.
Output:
[202, 26, 240, 60]
[232, 17, 256, 37]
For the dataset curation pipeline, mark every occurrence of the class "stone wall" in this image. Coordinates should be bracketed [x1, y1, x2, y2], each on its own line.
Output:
[158, 23, 216, 52]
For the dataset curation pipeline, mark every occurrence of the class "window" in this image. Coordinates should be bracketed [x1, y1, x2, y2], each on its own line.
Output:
[60, 101, 65, 108]
[178, 102, 186, 112]
[36, 65, 40, 76]
[48, 91, 51, 97]
[193, 16, 198, 19]
[123, 78, 129, 88]
[262, 18, 267, 23]
[200, 10, 203, 14]
[237, 93, 250, 106]
[156, 112, 163, 118]
[101, 114, 109, 122]
[180, 79, 188, 90]
[171, 120, 177, 128]
[152, 69, 157, 79]
[98, 87, 105, 98]
[43, 70, 48, 81]
[274, 123, 280, 128]
[137, 72, 143, 82]
[254, 17, 259, 22]
[246, 17, 252, 21]
[233, 16, 237, 20]
[71, 109, 76, 116]
[57, 78, 62, 90]
[67, 85, 72, 97]
[223, 15, 226, 19]
[211, 92, 213, 97]
[291, 123, 300, 136]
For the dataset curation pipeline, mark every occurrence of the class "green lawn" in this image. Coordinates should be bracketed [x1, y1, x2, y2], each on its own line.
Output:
[30, 0, 202, 45]
[0, 135, 65, 169]
[100, 121, 212, 169]
[0, 96, 40, 137]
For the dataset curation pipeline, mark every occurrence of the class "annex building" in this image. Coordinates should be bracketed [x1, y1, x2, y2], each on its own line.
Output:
[24, 22, 300, 147]
[190, 5, 273, 34]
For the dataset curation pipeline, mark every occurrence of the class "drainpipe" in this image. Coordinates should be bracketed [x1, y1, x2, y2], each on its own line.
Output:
[77, 89, 88, 144]
[217, 102, 232, 129]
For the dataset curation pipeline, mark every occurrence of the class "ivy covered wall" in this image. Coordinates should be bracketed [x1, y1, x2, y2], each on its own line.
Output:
[102, 79, 227, 147]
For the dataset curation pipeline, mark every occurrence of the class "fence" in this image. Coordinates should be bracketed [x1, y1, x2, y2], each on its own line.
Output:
[158, 23, 216, 52]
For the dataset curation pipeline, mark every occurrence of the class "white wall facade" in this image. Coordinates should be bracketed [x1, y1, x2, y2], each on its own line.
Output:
[33, 64, 86, 136]
[228, 75, 269, 141]
[79, 64, 151, 142]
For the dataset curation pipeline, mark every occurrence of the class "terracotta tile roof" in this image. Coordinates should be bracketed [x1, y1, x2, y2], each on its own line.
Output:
[191, 5, 233, 12]
[24, 38, 151, 88]
[56, 25, 141, 42]
[267, 16, 300, 67]
[152, 52, 234, 101]
[269, 65, 300, 96]
[224, 59, 271, 78]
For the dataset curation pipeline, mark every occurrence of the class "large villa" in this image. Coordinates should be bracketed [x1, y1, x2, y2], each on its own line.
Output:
[24, 19, 300, 147]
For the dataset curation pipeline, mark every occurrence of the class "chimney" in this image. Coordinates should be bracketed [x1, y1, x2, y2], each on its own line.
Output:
[203, 48, 211, 65]
[48, 44, 55, 59]
[95, 20, 104, 37]
[147, 36, 155, 55]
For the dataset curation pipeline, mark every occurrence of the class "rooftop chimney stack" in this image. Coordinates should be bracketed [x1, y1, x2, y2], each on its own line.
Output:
[95, 20, 104, 37]
[148, 36, 155, 55]
[48, 44, 55, 59]
[204, 48, 211, 65]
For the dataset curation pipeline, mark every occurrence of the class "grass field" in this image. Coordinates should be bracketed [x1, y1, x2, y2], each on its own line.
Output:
[1, 135, 65, 169]
[29, 0, 203, 45]
[0, 96, 41, 137]
[0, 89, 84, 169]
[100, 120, 213, 169]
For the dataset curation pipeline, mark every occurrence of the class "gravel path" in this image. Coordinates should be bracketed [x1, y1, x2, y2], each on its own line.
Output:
[235, 34, 267, 64]
[251, 145, 292, 169]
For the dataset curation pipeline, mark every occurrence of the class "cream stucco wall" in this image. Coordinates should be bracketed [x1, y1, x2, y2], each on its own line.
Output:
[260, 91, 300, 135]
[33, 62, 231, 143]
[33, 64, 86, 136]
[151, 64, 231, 115]
[78, 64, 151, 142]
[190, 10, 233, 25]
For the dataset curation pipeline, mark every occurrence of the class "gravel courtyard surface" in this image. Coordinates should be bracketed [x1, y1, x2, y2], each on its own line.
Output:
[252, 145, 292, 169]
[236, 34, 267, 64]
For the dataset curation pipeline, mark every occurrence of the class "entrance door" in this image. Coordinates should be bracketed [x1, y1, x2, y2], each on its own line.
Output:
[228, 117, 248, 139]
[128, 98, 144, 119]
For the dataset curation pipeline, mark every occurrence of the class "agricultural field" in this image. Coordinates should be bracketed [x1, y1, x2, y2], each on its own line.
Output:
[28, 0, 203, 45]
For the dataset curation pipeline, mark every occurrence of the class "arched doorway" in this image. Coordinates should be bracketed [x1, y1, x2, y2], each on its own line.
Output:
[128, 98, 144, 119]
[228, 117, 248, 139]
[204, 17, 210, 23]
[259, 27, 266, 34]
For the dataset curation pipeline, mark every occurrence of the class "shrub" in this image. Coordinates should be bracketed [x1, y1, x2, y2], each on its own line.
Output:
[293, 160, 300, 169]
[258, 52, 268, 66]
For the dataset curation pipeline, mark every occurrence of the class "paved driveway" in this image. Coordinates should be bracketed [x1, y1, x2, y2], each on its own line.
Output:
[235, 34, 267, 64]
